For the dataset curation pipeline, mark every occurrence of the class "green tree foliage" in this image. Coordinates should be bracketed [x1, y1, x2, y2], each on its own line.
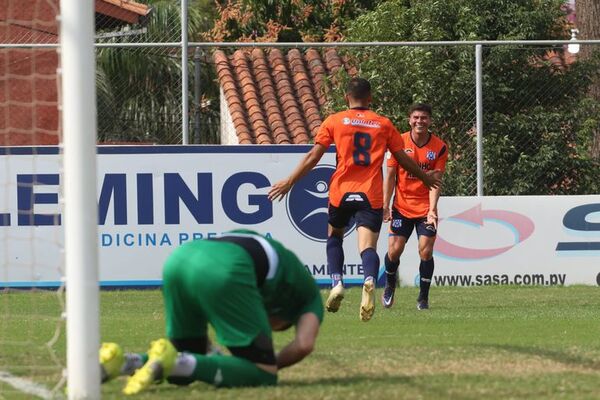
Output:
[206, 0, 381, 42]
[344, 0, 600, 195]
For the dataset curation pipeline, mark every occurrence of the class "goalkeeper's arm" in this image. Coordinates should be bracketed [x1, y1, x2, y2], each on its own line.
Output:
[275, 312, 320, 369]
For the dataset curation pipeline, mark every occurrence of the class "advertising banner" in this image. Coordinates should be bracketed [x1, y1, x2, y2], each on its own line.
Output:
[1, 146, 599, 287]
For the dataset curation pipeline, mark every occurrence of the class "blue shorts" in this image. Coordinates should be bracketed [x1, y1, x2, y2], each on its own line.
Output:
[329, 192, 383, 233]
[388, 208, 436, 239]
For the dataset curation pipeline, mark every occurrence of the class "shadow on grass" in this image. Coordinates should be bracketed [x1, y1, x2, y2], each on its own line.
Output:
[102, 373, 473, 400]
[482, 344, 600, 370]
[277, 373, 461, 399]
[278, 373, 414, 387]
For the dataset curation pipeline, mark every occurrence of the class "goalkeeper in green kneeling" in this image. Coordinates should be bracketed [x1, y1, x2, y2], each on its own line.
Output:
[100, 230, 324, 395]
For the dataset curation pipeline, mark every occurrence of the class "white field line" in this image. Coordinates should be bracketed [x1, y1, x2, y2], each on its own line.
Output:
[0, 370, 54, 399]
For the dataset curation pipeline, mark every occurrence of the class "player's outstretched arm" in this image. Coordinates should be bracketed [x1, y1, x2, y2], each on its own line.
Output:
[275, 312, 320, 369]
[268, 144, 327, 202]
[391, 149, 441, 189]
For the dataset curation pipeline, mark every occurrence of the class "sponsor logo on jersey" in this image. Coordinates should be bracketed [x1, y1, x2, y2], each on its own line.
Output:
[345, 119, 381, 129]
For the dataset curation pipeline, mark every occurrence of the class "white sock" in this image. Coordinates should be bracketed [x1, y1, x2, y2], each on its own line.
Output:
[169, 353, 197, 377]
[121, 353, 145, 375]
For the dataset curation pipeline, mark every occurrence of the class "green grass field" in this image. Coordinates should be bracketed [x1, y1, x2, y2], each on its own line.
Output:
[1, 286, 600, 399]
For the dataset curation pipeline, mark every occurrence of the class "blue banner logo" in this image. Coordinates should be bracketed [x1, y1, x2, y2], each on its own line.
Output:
[286, 165, 356, 242]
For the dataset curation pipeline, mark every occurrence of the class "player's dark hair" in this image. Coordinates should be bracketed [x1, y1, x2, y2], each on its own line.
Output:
[409, 103, 432, 116]
[345, 77, 371, 100]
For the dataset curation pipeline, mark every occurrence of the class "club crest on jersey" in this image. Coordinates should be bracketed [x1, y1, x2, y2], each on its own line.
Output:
[426, 150, 436, 161]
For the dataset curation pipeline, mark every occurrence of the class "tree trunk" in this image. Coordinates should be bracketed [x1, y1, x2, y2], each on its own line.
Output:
[577, 0, 600, 159]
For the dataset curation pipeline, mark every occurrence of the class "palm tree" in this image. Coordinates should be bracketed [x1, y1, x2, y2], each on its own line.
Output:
[95, 0, 215, 144]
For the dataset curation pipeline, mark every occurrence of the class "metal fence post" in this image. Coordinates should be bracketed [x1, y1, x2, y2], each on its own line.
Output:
[181, 0, 189, 144]
[194, 47, 202, 144]
[475, 44, 484, 196]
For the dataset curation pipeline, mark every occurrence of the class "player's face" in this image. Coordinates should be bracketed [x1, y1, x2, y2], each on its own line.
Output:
[409, 111, 431, 135]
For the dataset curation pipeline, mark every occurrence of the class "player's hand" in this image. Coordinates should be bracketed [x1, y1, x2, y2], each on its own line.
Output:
[423, 170, 442, 190]
[268, 179, 293, 202]
[427, 209, 438, 230]
[383, 206, 392, 223]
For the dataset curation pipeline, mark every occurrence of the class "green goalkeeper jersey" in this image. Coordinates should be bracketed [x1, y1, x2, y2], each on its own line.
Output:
[228, 229, 324, 325]
[163, 229, 323, 348]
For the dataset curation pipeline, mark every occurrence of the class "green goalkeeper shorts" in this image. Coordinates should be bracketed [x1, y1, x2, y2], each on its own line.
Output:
[162, 240, 272, 348]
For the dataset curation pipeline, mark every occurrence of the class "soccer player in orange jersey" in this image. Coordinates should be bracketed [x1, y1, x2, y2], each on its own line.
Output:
[381, 104, 448, 311]
[268, 78, 441, 321]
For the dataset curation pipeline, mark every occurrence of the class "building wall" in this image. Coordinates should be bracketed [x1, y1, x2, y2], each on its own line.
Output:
[0, 0, 60, 145]
[220, 87, 238, 145]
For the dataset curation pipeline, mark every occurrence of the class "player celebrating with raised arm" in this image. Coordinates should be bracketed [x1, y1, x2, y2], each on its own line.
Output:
[268, 78, 441, 322]
[381, 103, 448, 311]
[99, 229, 323, 395]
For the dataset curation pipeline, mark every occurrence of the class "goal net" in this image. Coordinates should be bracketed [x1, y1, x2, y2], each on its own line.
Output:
[1, 0, 99, 398]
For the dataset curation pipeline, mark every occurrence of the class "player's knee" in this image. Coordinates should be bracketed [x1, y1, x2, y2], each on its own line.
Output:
[389, 243, 404, 260]
[419, 248, 433, 260]
[388, 248, 401, 260]
[229, 332, 276, 366]
[328, 230, 344, 241]
[169, 337, 208, 354]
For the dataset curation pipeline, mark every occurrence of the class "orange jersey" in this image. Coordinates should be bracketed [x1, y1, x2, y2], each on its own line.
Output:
[315, 108, 405, 208]
[387, 131, 448, 218]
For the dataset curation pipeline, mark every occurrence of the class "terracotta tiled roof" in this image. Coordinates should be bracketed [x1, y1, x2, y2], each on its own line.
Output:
[96, 0, 151, 25]
[99, 0, 150, 16]
[543, 49, 577, 71]
[214, 48, 356, 144]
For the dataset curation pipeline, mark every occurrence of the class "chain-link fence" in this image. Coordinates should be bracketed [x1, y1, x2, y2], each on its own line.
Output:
[94, 1, 184, 144]
[477, 45, 600, 196]
[93, 1, 219, 144]
[328, 43, 600, 196]
[2, 0, 599, 195]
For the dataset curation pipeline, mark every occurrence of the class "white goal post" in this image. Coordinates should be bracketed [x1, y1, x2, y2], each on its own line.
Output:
[59, 0, 100, 398]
